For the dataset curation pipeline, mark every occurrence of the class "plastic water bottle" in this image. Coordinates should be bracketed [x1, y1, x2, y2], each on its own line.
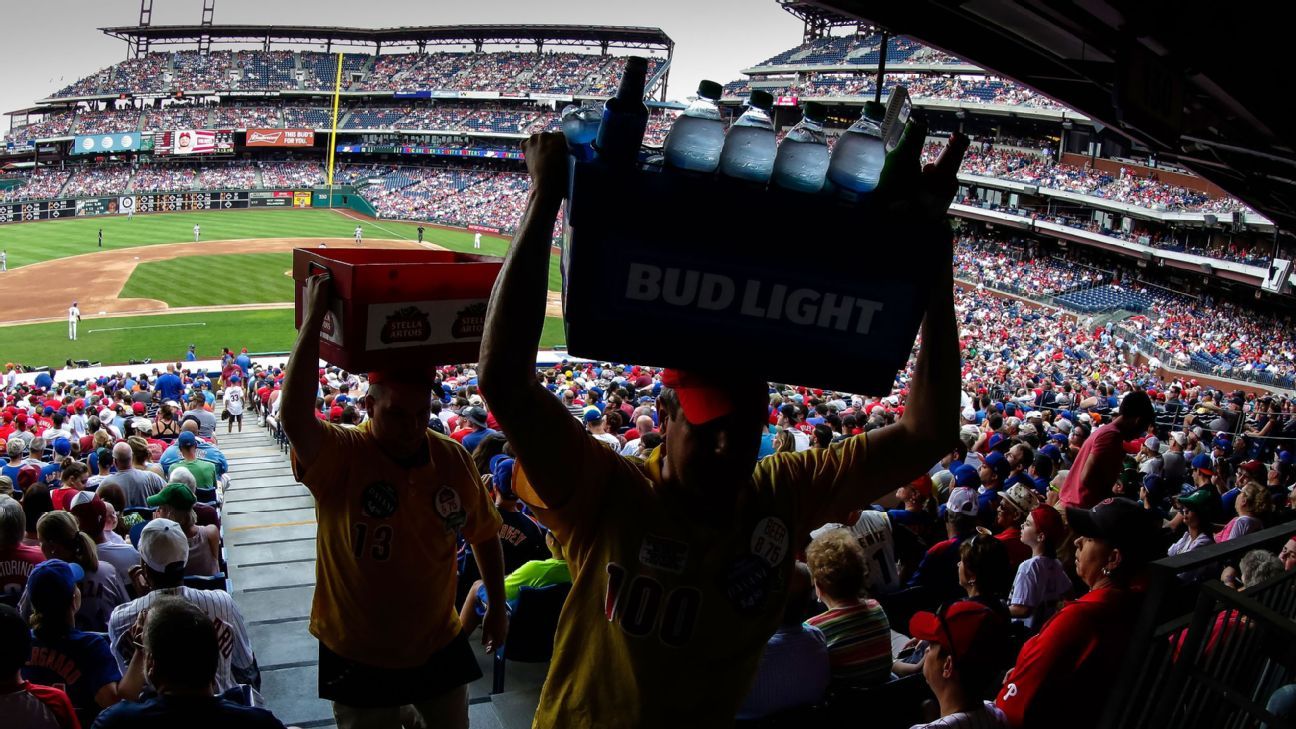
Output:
[772, 102, 829, 194]
[662, 80, 725, 173]
[828, 101, 887, 197]
[594, 56, 649, 167]
[561, 103, 601, 162]
[719, 90, 776, 183]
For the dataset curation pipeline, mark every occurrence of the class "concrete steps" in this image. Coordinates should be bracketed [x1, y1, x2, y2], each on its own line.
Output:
[221, 421, 547, 728]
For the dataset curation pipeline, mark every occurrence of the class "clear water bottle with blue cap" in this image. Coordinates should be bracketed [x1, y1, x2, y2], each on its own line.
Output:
[771, 102, 829, 194]
[662, 80, 725, 173]
[561, 103, 601, 162]
[718, 90, 776, 183]
[828, 100, 887, 198]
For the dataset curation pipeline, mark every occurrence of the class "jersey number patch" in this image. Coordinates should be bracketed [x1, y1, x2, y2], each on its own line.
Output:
[605, 563, 701, 647]
[352, 523, 393, 561]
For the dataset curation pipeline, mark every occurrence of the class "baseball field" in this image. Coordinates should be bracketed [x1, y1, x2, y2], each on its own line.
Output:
[0, 207, 567, 368]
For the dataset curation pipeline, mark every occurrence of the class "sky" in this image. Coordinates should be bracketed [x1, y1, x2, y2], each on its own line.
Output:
[2, 0, 805, 117]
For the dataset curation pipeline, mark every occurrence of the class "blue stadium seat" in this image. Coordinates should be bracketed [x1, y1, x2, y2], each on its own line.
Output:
[492, 582, 571, 694]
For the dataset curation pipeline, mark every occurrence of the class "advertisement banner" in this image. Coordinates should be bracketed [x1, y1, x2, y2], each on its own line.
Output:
[394, 90, 432, 99]
[468, 224, 501, 234]
[293, 191, 311, 208]
[245, 129, 315, 147]
[72, 132, 143, 155]
[530, 93, 574, 103]
[774, 95, 800, 106]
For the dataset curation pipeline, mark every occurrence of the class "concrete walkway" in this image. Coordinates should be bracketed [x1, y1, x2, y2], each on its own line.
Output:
[220, 421, 546, 729]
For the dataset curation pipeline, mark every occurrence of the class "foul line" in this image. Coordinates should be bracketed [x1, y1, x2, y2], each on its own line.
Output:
[87, 321, 207, 334]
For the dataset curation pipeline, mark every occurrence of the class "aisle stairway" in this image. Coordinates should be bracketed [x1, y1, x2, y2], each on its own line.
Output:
[218, 419, 546, 728]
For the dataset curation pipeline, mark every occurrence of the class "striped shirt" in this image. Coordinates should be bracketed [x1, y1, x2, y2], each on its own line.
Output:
[107, 586, 256, 694]
[806, 600, 892, 686]
[910, 701, 1009, 728]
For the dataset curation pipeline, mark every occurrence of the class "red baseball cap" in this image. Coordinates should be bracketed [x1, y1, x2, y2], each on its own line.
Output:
[905, 474, 933, 501]
[660, 368, 766, 426]
[132, 402, 146, 414]
[909, 600, 1006, 665]
[329, 406, 344, 422]
[1029, 506, 1065, 550]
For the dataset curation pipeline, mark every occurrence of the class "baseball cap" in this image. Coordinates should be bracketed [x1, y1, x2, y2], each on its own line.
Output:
[904, 474, 934, 501]
[1176, 488, 1218, 515]
[1001, 483, 1041, 514]
[1213, 435, 1231, 450]
[177, 431, 198, 447]
[139, 518, 189, 573]
[953, 464, 981, 489]
[1142, 437, 1160, 453]
[146, 482, 197, 511]
[462, 406, 489, 428]
[52, 437, 71, 457]
[70, 495, 107, 534]
[490, 454, 516, 500]
[1028, 506, 1065, 550]
[908, 600, 1006, 667]
[132, 402, 146, 415]
[659, 368, 766, 426]
[1171, 431, 1187, 447]
[1066, 497, 1161, 560]
[1191, 453, 1214, 475]
[583, 408, 605, 424]
[1239, 460, 1266, 480]
[947, 486, 979, 516]
[1039, 444, 1062, 462]
[983, 451, 1010, 480]
[27, 559, 84, 615]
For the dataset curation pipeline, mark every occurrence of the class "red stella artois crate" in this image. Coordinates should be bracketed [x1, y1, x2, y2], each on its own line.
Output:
[292, 248, 502, 373]
[562, 161, 948, 395]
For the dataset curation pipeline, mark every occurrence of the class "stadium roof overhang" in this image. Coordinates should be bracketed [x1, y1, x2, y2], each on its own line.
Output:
[807, 0, 1296, 235]
[99, 24, 673, 51]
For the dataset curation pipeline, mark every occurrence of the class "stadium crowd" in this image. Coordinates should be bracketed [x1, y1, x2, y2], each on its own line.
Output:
[47, 49, 664, 98]
[723, 75, 1066, 110]
[4, 242, 1296, 726]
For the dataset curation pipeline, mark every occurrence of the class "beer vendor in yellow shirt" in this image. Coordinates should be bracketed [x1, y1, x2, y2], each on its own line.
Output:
[283, 275, 508, 729]
[479, 126, 969, 728]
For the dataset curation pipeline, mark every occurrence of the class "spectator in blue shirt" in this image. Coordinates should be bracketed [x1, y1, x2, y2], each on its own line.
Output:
[155, 366, 184, 405]
[736, 562, 829, 720]
[184, 345, 197, 362]
[90, 598, 286, 729]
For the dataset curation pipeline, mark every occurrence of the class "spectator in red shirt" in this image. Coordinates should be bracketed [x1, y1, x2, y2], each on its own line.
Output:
[1056, 392, 1155, 565]
[1, 495, 46, 601]
[996, 497, 1161, 729]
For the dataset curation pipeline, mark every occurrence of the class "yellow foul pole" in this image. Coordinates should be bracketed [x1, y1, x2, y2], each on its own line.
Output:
[325, 51, 344, 207]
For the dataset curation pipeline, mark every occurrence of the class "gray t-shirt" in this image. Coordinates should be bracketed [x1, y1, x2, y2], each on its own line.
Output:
[98, 541, 142, 587]
[1162, 450, 1187, 483]
[102, 468, 165, 508]
[183, 408, 219, 439]
[21, 562, 128, 633]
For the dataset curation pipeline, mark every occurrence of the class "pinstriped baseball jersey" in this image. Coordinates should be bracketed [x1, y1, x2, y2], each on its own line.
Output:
[107, 586, 255, 694]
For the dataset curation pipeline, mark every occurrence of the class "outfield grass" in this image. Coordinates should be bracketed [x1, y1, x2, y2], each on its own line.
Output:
[0, 310, 567, 370]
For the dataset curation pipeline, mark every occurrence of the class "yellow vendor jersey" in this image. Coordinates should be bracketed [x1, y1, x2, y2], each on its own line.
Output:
[292, 421, 502, 669]
[514, 429, 871, 728]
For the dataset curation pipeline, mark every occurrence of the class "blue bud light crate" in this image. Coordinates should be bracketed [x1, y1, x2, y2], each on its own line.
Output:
[561, 159, 948, 394]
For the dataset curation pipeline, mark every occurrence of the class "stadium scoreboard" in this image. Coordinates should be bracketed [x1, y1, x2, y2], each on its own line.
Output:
[154, 129, 236, 156]
[0, 190, 306, 222]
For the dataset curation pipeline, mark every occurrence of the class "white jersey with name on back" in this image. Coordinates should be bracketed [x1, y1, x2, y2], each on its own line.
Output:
[847, 510, 901, 595]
